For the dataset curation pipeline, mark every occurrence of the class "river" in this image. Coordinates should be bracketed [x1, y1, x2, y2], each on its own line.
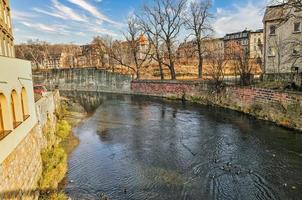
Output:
[64, 92, 302, 200]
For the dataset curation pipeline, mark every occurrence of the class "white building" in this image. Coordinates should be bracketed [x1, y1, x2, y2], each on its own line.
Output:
[0, 0, 37, 163]
[263, 3, 302, 84]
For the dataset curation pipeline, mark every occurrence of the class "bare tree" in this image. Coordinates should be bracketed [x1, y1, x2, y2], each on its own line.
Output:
[15, 40, 50, 70]
[184, 0, 213, 79]
[205, 46, 227, 90]
[269, 0, 302, 19]
[109, 16, 151, 79]
[139, 4, 166, 80]
[227, 41, 256, 85]
[146, 0, 186, 80]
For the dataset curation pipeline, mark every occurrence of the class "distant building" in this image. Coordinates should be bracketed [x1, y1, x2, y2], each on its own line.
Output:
[42, 53, 62, 69]
[263, 3, 302, 84]
[176, 40, 197, 65]
[176, 38, 224, 65]
[0, 0, 14, 57]
[223, 30, 250, 53]
[249, 29, 264, 60]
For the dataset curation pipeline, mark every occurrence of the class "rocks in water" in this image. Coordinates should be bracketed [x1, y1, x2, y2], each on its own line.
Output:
[283, 183, 287, 187]
[248, 169, 253, 174]
[124, 188, 127, 194]
[291, 186, 296, 190]
[272, 154, 276, 157]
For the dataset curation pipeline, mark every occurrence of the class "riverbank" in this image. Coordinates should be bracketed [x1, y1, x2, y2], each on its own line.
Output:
[131, 80, 302, 132]
[64, 92, 302, 199]
[38, 97, 87, 200]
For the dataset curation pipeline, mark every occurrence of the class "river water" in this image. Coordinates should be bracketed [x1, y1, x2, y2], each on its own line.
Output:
[65, 93, 302, 200]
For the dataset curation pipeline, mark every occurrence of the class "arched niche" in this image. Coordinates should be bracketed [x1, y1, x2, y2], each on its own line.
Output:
[21, 87, 30, 120]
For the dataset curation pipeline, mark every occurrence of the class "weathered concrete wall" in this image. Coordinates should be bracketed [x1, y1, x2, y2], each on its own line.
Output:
[33, 68, 132, 93]
[132, 80, 302, 131]
[0, 92, 60, 199]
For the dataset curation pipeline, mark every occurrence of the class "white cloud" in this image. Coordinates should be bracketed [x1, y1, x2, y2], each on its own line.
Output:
[33, 0, 87, 22]
[11, 10, 36, 21]
[21, 21, 69, 34]
[67, 0, 121, 26]
[213, 1, 265, 36]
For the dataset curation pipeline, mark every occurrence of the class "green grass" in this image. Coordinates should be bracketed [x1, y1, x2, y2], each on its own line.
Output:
[39, 146, 67, 190]
[56, 120, 71, 140]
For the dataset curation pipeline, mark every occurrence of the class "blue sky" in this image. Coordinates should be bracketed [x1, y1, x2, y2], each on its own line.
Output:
[11, 0, 267, 44]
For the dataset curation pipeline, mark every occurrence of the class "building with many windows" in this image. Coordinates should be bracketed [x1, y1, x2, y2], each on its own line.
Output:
[249, 29, 264, 60]
[223, 30, 250, 53]
[0, 0, 14, 57]
[263, 3, 302, 85]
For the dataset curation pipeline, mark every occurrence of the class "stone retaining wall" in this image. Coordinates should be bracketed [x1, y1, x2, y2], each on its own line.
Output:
[131, 80, 302, 131]
[0, 91, 60, 199]
[33, 68, 132, 93]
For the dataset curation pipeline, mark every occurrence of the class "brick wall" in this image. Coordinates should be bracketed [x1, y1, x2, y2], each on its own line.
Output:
[131, 80, 206, 96]
[131, 80, 302, 131]
[226, 87, 302, 108]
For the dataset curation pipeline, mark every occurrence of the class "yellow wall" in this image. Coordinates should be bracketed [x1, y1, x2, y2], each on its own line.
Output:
[0, 56, 37, 164]
[0, 0, 14, 57]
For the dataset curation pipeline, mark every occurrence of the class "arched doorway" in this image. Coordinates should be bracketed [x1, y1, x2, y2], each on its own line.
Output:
[21, 87, 29, 120]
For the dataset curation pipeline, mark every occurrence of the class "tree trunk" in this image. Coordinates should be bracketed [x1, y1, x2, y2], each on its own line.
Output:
[198, 57, 203, 79]
[167, 41, 176, 80]
[169, 63, 176, 80]
[197, 40, 203, 79]
[159, 63, 164, 80]
[136, 69, 140, 80]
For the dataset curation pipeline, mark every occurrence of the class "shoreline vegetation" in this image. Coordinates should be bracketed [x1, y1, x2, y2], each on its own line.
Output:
[164, 94, 302, 133]
[38, 97, 87, 200]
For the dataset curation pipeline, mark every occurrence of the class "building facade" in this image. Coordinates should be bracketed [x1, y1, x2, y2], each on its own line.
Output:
[223, 30, 250, 53]
[0, 0, 14, 57]
[249, 29, 264, 59]
[263, 3, 302, 84]
[0, 0, 36, 170]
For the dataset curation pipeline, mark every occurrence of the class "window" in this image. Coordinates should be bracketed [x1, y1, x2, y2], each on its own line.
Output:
[268, 47, 276, 56]
[294, 22, 301, 33]
[270, 25, 276, 35]
[293, 45, 300, 56]
[3, 38, 7, 56]
[0, 99, 3, 133]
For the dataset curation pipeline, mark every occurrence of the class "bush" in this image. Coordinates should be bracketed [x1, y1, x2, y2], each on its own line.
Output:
[56, 120, 71, 139]
[39, 191, 68, 200]
[39, 146, 67, 190]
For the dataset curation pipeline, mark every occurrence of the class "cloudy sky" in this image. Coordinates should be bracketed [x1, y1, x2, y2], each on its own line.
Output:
[11, 0, 268, 44]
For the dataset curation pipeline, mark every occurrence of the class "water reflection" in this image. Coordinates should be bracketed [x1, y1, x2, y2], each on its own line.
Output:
[64, 92, 302, 200]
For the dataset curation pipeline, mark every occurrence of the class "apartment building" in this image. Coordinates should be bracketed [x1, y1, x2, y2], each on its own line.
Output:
[223, 30, 250, 53]
[263, 3, 302, 84]
[0, 0, 14, 57]
[249, 29, 264, 59]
